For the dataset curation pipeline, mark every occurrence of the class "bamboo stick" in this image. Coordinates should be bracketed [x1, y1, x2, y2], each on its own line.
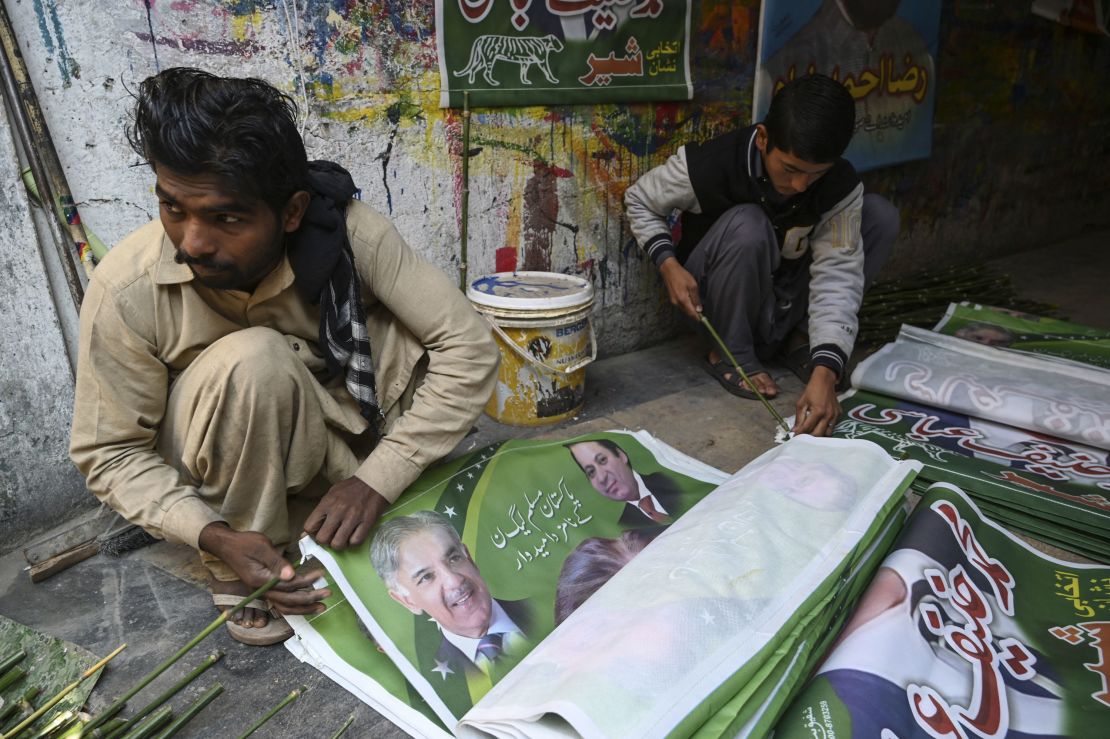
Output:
[0, 688, 39, 726]
[101, 652, 222, 739]
[459, 90, 471, 291]
[698, 314, 791, 434]
[0, 652, 26, 676]
[234, 687, 304, 739]
[329, 714, 355, 739]
[81, 578, 278, 736]
[0, 2, 95, 274]
[82, 719, 126, 739]
[0, 667, 25, 694]
[117, 707, 171, 739]
[149, 684, 223, 739]
[1, 644, 126, 739]
[27, 707, 72, 738]
[20, 169, 109, 261]
[0, 2, 87, 307]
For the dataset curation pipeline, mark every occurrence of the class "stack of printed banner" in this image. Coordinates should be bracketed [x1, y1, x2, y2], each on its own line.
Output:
[832, 303, 1110, 561]
[285, 432, 920, 737]
[773, 483, 1110, 738]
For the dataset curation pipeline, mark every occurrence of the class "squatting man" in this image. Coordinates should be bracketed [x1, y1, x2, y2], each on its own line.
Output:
[69, 68, 498, 645]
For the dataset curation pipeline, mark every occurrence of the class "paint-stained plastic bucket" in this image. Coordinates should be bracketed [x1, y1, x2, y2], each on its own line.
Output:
[468, 271, 596, 426]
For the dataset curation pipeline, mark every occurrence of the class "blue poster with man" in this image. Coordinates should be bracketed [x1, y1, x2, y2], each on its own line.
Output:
[753, 0, 942, 171]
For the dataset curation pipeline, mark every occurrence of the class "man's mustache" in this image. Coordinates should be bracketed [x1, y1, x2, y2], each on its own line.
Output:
[174, 250, 229, 270]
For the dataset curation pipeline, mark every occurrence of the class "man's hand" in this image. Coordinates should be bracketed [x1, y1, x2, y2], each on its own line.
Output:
[303, 475, 389, 550]
[792, 365, 841, 437]
[198, 522, 328, 616]
[658, 257, 702, 320]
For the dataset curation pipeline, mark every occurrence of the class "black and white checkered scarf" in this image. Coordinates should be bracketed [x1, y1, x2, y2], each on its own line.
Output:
[287, 161, 382, 432]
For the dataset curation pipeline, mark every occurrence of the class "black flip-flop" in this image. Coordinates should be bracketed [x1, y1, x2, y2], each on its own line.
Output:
[704, 358, 759, 400]
[779, 344, 812, 384]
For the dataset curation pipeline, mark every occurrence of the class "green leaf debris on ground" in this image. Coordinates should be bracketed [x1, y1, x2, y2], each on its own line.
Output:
[0, 614, 100, 732]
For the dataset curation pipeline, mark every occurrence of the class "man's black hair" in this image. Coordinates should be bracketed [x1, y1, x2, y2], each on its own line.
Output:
[127, 67, 309, 213]
[763, 73, 856, 164]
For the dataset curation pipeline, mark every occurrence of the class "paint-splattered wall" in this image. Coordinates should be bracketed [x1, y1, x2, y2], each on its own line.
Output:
[11, 2, 1108, 356]
[10, 0, 723, 356]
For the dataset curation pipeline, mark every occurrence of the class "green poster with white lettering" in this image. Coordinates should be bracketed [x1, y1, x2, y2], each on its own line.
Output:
[774, 485, 1110, 739]
[300, 430, 724, 726]
[435, 0, 693, 107]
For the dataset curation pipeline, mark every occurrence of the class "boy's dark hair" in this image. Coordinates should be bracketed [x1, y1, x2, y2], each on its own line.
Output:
[763, 73, 856, 164]
[127, 67, 309, 213]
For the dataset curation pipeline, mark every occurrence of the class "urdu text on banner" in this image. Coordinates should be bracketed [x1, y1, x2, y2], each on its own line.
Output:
[435, 0, 693, 108]
[753, 0, 942, 171]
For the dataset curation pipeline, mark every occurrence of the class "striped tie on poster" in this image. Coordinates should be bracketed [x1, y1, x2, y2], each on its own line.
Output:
[435, 0, 693, 107]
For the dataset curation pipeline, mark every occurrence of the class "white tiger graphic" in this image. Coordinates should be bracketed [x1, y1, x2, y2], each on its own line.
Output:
[453, 34, 563, 87]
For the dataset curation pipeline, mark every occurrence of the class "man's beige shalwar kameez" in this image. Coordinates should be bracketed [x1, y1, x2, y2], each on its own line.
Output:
[70, 201, 498, 579]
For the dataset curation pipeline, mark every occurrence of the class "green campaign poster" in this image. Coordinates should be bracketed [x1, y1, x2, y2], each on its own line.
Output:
[435, 0, 693, 107]
[300, 430, 725, 726]
[832, 389, 1110, 560]
[775, 484, 1110, 738]
[935, 302, 1110, 370]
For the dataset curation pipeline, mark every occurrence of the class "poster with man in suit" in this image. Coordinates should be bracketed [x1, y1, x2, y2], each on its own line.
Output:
[299, 431, 727, 724]
[753, 0, 941, 171]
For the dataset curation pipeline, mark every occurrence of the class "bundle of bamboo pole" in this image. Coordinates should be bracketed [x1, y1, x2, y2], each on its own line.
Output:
[857, 264, 1056, 346]
[4, 572, 358, 737]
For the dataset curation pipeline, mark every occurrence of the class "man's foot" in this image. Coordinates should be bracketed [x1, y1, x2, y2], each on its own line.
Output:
[705, 350, 780, 399]
[210, 578, 293, 646]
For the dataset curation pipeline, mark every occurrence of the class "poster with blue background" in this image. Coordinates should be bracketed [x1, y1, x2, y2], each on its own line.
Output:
[753, 0, 941, 172]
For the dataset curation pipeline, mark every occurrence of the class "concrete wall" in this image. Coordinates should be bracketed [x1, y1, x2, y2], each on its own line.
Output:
[0, 99, 86, 548]
[2, 0, 1108, 550]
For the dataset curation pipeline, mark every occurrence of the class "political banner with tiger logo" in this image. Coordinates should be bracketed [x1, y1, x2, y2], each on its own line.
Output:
[435, 0, 693, 107]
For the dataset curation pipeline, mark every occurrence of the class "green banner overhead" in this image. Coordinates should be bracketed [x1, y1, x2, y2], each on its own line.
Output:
[435, 0, 693, 107]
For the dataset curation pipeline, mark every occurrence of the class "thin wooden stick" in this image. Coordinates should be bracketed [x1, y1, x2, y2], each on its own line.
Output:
[329, 714, 355, 739]
[699, 314, 791, 433]
[81, 577, 279, 735]
[101, 652, 223, 739]
[0, 644, 126, 739]
[234, 687, 304, 739]
[149, 684, 223, 739]
[459, 90, 471, 291]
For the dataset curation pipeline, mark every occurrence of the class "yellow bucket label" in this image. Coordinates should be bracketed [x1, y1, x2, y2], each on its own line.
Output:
[488, 317, 592, 426]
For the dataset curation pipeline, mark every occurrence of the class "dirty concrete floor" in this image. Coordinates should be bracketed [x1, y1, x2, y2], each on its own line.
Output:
[1, 231, 1107, 738]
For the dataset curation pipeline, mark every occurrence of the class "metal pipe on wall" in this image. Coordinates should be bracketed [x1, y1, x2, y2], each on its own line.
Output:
[0, 0, 90, 308]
